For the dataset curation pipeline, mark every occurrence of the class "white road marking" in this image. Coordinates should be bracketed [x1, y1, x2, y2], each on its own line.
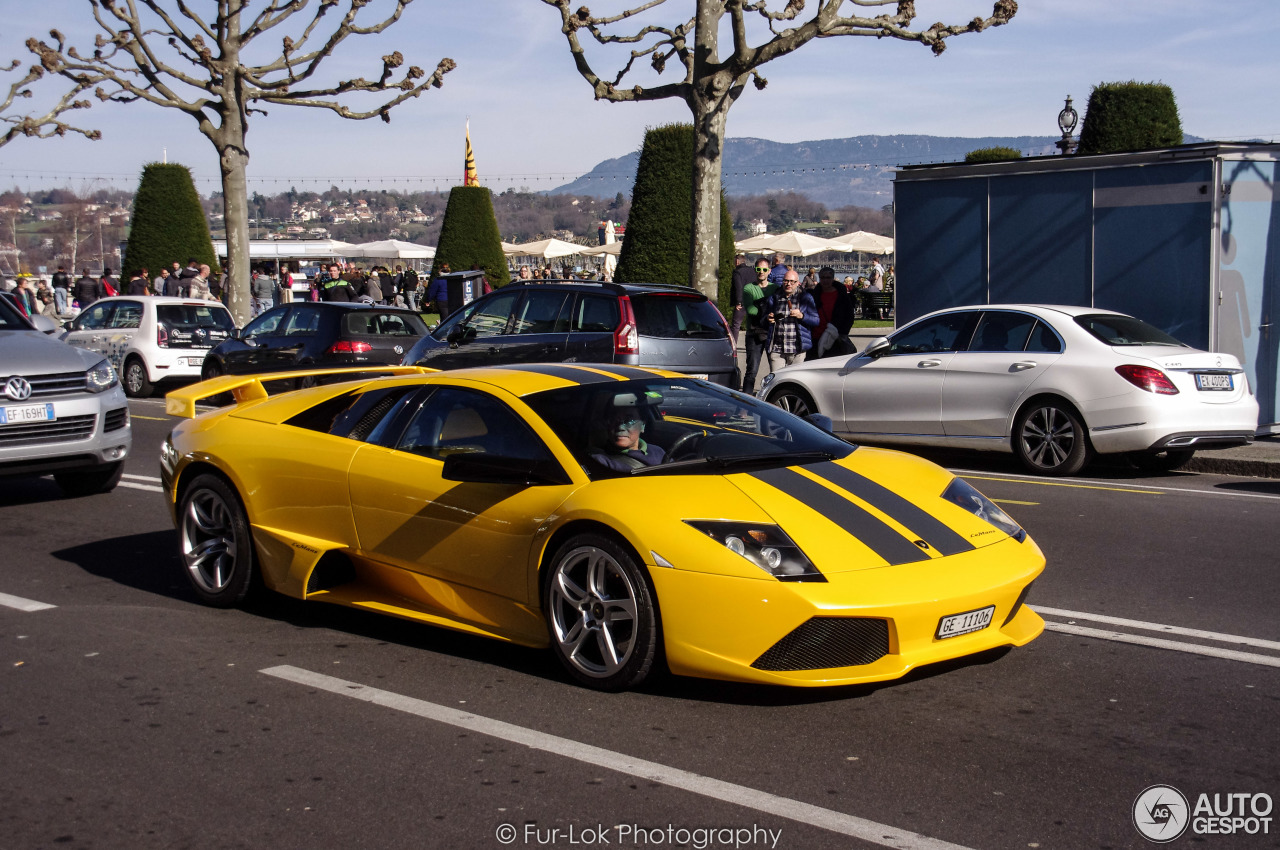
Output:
[123, 474, 160, 482]
[1042, 622, 1280, 668]
[0, 592, 56, 612]
[1032, 606, 1280, 651]
[262, 665, 976, 850]
[954, 468, 1280, 502]
[119, 480, 163, 493]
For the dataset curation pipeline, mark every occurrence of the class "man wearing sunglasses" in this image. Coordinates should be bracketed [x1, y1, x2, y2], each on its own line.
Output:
[738, 260, 779, 394]
[590, 392, 666, 471]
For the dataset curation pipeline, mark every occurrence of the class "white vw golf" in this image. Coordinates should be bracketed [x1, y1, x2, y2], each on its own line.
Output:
[759, 304, 1259, 475]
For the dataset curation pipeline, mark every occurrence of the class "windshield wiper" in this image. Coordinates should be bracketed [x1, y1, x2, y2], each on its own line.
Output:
[703, 450, 838, 471]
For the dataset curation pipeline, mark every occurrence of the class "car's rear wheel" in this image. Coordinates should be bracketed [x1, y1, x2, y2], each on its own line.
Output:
[1014, 399, 1091, 476]
[179, 473, 257, 607]
[123, 356, 152, 398]
[767, 385, 817, 418]
[543, 533, 659, 691]
[54, 461, 123, 497]
[1128, 449, 1195, 472]
[200, 360, 232, 407]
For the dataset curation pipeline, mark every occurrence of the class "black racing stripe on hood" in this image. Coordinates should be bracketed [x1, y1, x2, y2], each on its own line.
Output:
[805, 462, 975, 556]
[502, 364, 621, 384]
[584, 365, 660, 380]
[751, 467, 928, 566]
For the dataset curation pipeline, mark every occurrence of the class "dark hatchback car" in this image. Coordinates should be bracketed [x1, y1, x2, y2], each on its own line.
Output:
[401, 281, 736, 385]
[201, 302, 428, 384]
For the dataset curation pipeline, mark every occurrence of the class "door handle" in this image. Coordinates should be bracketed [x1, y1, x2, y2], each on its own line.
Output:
[487, 346, 500, 355]
[918, 359, 943, 368]
[1012, 361, 1038, 371]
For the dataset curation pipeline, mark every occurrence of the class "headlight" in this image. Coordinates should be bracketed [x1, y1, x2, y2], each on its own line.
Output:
[684, 520, 825, 582]
[941, 478, 1026, 543]
[758, 373, 776, 396]
[85, 358, 118, 393]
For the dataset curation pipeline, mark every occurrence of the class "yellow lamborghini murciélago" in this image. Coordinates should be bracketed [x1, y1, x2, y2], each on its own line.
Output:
[162, 363, 1043, 691]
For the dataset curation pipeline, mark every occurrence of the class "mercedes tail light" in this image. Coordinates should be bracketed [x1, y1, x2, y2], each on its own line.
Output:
[327, 340, 373, 355]
[1116, 364, 1179, 394]
[615, 295, 638, 355]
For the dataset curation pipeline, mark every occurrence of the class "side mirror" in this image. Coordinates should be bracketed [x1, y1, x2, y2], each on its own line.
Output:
[441, 453, 570, 486]
[446, 325, 470, 346]
[863, 337, 890, 358]
[30, 314, 61, 335]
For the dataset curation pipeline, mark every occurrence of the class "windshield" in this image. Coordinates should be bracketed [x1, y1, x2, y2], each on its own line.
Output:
[0, 295, 32, 329]
[1075, 314, 1187, 347]
[158, 304, 237, 331]
[523, 378, 853, 479]
[631, 293, 726, 339]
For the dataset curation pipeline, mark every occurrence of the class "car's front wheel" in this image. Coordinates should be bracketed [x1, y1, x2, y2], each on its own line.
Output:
[178, 473, 257, 607]
[1013, 399, 1091, 476]
[54, 461, 123, 497]
[767, 386, 817, 418]
[1128, 449, 1195, 472]
[543, 533, 659, 691]
[123, 356, 153, 398]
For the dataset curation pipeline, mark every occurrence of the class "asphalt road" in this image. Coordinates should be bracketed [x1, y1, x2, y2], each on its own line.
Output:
[1, 398, 1277, 850]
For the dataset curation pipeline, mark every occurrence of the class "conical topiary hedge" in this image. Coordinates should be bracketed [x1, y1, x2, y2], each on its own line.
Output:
[615, 123, 736, 311]
[1077, 81, 1183, 155]
[122, 163, 218, 281]
[430, 185, 509, 288]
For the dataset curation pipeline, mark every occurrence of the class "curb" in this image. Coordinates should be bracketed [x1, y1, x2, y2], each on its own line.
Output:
[1184, 455, 1280, 480]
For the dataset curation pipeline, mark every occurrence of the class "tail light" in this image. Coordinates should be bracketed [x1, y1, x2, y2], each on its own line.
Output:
[156, 324, 169, 348]
[1116, 364, 1179, 394]
[614, 295, 638, 355]
[327, 340, 373, 355]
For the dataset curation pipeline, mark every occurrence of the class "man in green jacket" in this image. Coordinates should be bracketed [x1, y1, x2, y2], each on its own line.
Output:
[738, 259, 778, 394]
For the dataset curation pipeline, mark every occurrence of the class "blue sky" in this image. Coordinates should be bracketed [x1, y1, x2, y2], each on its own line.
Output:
[1, 0, 1277, 196]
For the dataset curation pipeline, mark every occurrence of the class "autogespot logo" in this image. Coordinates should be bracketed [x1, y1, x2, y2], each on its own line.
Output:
[1134, 784, 1190, 843]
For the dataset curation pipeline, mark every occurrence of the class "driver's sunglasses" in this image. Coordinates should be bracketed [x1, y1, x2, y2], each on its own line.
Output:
[612, 417, 642, 429]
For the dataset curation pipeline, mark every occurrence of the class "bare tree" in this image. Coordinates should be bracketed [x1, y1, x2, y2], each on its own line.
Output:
[540, 0, 1017, 297]
[27, 1, 455, 324]
[1, 45, 104, 148]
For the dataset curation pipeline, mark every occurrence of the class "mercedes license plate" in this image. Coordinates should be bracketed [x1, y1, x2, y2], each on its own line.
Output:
[0, 402, 55, 426]
[936, 605, 995, 640]
[1195, 373, 1232, 391]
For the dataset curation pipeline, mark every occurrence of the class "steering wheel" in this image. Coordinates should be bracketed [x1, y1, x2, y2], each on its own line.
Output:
[664, 429, 708, 462]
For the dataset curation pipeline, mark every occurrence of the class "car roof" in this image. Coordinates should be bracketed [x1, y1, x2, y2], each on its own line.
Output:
[921, 303, 1128, 320]
[96, 295, 232, 309]
[501, 280, 707, 298]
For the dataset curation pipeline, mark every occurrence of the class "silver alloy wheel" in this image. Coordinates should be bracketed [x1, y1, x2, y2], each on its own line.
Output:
[1020, 405, 1077, 469]
[124, 359, 150, 396]
[770, 389, 813, 418]
[547, 545, 639, 679]
[181, 486, 240, 594]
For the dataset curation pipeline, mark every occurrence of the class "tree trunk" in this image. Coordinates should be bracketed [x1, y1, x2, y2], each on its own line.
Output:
[218, 140, 252, 326]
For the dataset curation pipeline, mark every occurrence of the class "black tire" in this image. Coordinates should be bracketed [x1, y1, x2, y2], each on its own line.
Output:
[178, 473, 257, 607]
[1013, 399, 1091, 476]
[123, 356, 153, 398]
[542, 533, 659, 692]
[54, 461, 123, 497]
[767, 385, 817, 418]
[1128, 449, 1195, 472]
[294, 373, 318, 390]
[200, 360, 233, 407]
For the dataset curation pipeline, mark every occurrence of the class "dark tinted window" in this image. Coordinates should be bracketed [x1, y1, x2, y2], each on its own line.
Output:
[631, 293, 726, 338]
[1075, 314, 1187, 347]
[109, 301, 144, 329]
[157, 303, 236, 331]
[466, 290, 520, 338]
[78, 302, 116, 330]
[242, 307, 287, 338]
[0, 295, 27, 329]
[512, 290, 573, 335]
[1024, 320, 1063, 353]
[573, 294, 619, 333]
[969, 312, 1035, 352]
[397, 386, 553, 461]
[343, 311, 428, 337]
[282, 306, 323, 336]
[886, 312, 978, 355]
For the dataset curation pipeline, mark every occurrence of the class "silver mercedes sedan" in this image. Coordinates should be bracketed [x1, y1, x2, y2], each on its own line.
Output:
[0, 295, 132, 495]
[759, 304, 1259, 476]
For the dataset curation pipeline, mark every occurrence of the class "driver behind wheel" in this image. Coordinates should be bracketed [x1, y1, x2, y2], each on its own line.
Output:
[589, 390, 666, 471]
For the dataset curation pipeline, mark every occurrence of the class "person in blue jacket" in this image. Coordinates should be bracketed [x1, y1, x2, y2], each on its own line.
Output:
[763, 269, 820, 372]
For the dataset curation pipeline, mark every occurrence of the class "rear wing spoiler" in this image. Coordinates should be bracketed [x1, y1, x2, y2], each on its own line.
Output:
[164, 365, 437, 419]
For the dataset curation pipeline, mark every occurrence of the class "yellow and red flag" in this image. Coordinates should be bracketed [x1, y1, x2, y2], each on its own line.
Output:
[464, 121, 479, 186]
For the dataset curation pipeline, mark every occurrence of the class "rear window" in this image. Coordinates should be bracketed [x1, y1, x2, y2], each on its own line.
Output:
[344, 311, 428, 337]
[631, 293, 726, 339]
[158, 304, 236, 331]
[1075, 314, 1186, 347]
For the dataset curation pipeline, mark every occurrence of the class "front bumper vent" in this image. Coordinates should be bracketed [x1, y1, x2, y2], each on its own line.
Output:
[0, 414, 96, 447]
[104, 408, 129, 432]
[751, 617, 890, 671]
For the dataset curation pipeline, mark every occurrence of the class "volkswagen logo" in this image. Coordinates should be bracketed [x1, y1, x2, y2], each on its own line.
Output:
[4, 376, 33, 401]
[394, 344, 404, 356]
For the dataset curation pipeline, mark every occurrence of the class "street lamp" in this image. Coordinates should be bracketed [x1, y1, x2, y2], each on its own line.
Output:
[1056, 95, 1079, 155]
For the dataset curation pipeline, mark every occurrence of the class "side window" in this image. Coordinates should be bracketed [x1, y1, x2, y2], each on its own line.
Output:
[969, 312, 1035, 353]
[886, 312, 978, 355]
[77, 302, 115, 330]
[397, 386, 554, 462]
[243, 309, 286, 338]
[283, 307, 321, 336]
[512, 290, 572, 335]
[465, 290, 520, 338]
[1024, 320, 1064, 353]
[573, 294, 620, 333]
[109, 301, 144, 329]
